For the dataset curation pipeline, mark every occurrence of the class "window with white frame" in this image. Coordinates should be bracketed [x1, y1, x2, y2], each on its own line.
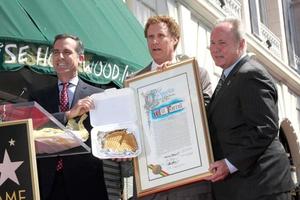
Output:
[125, 0, 180, 56]
[258, 0, 268, 26]
[125, 0, 212, 65]
[125, 0, 175, 26]
[177, 4, 220, 87]
[249, 0, 282, 57]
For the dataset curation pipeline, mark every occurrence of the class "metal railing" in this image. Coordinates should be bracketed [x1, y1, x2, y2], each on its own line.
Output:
[259, 22, 282, 58]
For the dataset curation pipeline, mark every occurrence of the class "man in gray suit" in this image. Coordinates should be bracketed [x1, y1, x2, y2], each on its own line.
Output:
[136, 15, 213, 200]
[206, 18, 294, 200]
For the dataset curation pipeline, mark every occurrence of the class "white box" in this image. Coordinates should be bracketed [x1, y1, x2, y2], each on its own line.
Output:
[90, 88, 141, 159]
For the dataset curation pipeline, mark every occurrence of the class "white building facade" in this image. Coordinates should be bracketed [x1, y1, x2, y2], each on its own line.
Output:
[124, 0, 300, 194]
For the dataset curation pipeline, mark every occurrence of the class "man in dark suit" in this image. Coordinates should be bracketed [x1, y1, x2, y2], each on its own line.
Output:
[206, 18, 294, 200]
[135, 15, 213, 200]
[30, 34, 108, 200]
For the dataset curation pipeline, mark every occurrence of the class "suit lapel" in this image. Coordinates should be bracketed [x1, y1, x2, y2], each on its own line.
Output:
[136, 62, 152, 76]
[48, 82, 60, 113]
[208, 55, 250, 117]
[126, 63, 151, 80]
[71, 79, 88, 107]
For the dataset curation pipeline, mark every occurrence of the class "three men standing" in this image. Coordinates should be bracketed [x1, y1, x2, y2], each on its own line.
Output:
[30, 15, 294, 200]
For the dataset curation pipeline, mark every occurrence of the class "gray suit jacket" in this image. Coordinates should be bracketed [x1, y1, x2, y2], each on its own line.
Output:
[207, 56, 294, 200]
[135, 60, 213, 200]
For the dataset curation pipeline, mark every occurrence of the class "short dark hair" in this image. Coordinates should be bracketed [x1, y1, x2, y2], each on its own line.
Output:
[53, 34, 84, 55]
[144, 15, 180, 50]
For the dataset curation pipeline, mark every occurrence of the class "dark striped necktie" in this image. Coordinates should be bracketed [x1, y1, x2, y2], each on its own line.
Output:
[214, 72, 226, 97]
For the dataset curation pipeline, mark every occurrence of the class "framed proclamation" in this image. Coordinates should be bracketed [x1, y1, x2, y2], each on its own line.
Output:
[0, 119, 40, 200]
[125, 58, 214, 197]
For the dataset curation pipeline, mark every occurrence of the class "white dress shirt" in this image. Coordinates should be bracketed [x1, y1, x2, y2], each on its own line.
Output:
[58, 76, 79, 109]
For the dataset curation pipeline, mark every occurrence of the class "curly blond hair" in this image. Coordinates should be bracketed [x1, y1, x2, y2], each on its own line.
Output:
[144, 15, 180, 50]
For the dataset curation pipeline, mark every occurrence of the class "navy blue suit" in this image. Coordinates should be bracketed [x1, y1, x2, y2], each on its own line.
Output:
[30, 79, 108, 200]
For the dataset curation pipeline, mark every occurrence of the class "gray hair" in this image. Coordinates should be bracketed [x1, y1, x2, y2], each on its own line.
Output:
[215, 18, 245, 42]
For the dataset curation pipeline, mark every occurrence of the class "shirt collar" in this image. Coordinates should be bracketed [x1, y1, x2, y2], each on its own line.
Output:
[151, 60, 159, 71]
[58, 76, 79, 87]
[223, 53, 247, 78]
[151, 56, 177, 71]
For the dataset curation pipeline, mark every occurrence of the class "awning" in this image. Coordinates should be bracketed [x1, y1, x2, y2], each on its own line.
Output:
[0, 0, 151, 88]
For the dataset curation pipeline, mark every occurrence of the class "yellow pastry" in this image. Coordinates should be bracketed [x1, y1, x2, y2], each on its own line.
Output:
[103, 129, 138, 153]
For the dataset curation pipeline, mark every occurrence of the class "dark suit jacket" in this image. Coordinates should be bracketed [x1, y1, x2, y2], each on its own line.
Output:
[207, 56, 294, 200]
[136, 61, 213, 200]
[29, 79, 108, 200]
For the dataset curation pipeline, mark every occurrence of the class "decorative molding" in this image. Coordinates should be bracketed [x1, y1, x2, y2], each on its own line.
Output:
[259, 22, 282, 58]
[207, 0, 241, 18]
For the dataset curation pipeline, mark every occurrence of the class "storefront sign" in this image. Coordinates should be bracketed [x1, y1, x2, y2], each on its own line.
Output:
[0, 41, 140, 87]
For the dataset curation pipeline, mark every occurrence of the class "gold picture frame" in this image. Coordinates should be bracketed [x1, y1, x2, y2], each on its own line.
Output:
[125, 58, 214, 197]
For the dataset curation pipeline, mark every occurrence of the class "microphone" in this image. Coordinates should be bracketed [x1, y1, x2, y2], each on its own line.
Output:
[0, 87, 28, 105]
[18, 87, 28, 98]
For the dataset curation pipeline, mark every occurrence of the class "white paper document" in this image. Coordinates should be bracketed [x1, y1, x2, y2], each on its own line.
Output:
[138, 74, 203, 180]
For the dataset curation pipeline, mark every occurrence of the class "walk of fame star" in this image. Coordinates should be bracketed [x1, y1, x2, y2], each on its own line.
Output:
[0, 149, 24, 186]
[9, 138, 15, 146]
